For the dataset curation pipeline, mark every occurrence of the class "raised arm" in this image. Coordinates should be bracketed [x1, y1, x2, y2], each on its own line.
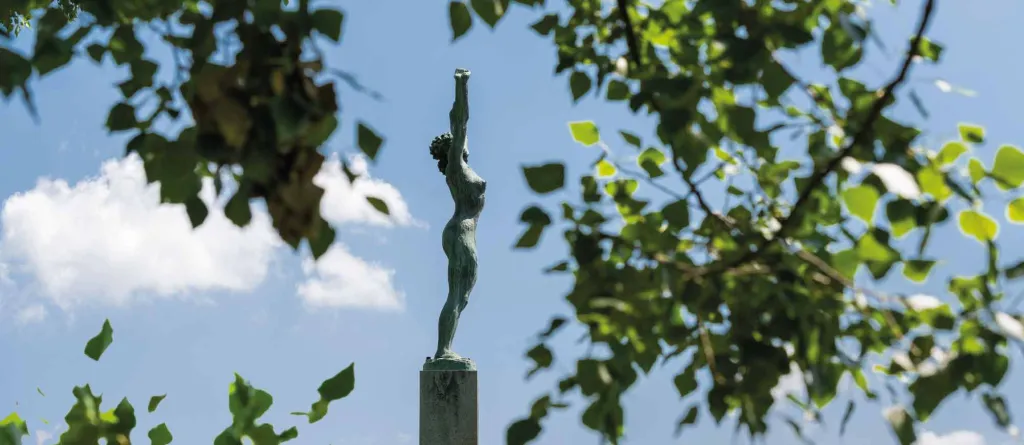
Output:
[448, 68, 470, 172]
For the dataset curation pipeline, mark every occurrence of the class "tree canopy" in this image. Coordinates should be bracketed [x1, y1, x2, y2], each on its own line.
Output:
[2, 0, 1023, 444]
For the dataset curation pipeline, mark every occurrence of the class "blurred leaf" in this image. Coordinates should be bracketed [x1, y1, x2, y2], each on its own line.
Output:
[959, 123, 985, 144]
[568, 121, 600, 146]
[843, 185, 880, 224]
[84, 319, 114, 361]
[958, 210, 998, 243]
[523, 163, 565, 194]
[448, 1, 473, 41]
[991, 145, 1024, 188]
[366, 196, 389, 215]
[148, 423, 173, 445]
[311, 8, 344, 41]
[148, 395, 166, 413]
[356, 122, 383, 161]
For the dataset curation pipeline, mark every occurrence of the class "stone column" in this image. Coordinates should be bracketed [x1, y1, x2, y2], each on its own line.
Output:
[420, 368, 478, 445]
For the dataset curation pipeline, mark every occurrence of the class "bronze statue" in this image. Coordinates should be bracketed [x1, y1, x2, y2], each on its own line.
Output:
[424, 68, 483, 371]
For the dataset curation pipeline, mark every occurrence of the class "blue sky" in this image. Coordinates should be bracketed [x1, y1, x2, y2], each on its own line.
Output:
[1, 1, 1023, 444]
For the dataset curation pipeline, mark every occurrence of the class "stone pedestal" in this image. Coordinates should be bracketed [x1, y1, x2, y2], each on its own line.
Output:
[420, 369, 478, 445]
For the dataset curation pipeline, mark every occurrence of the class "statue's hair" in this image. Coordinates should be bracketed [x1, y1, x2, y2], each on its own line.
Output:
[429, 132, 467, 175]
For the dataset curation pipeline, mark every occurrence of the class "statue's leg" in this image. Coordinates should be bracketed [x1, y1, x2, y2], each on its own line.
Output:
[434, 252, 477, 358]
[434, 264, 460, 358]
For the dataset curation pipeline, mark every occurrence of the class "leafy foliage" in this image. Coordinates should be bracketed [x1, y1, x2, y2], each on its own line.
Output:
[3, 0, 1023, 443]
[1, 0, 386, 260]
[1, 320, 355, 445]
[447, 0, 1023, 443]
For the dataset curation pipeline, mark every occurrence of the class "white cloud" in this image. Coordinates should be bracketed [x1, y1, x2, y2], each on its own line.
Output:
[316, 154, 418, 228]
[0, 154, 279, 308]
[917, 430, 986, 445]
[1, 152, 414, 313]
[772, 363, 806, 400]
[15, 304, 47, 325]
[297, 244, 403, 311]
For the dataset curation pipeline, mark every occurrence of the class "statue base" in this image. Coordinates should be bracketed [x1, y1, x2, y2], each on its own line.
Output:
[420, 367, 478, 445]
[423, 355, 476, 371]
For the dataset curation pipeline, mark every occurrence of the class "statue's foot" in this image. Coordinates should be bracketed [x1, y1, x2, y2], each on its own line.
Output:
[424, 350, 476, 371]
[434, 350, 462, 361]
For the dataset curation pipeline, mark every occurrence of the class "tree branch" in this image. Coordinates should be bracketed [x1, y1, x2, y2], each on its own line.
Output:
[721, 0, 938, 270]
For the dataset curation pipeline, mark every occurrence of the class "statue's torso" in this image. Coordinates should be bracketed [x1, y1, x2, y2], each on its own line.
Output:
[443, 164, 486, 257]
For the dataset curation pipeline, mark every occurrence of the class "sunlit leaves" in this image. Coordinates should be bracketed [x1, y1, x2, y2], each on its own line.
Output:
[915, 37, 943, 62]
[991, 145, 1024, 188]
[448, 1, 473, 41]
[596, 159, 615, 177]
[958, 123, 985, 144]
[842, 185, 880, 223]
[958, 210, 998, 243]
[637, 148, 665, 178]
[903, 260, 936, 283]
[0, 412, 28, 443]
[522, 163, 565, 194]
[936, 141, 967, 166]
[968, 158, 986, 184]
[84, 319, 114, 361]
[568, 121, 600, 146]
[1007, 198, 1024, 223]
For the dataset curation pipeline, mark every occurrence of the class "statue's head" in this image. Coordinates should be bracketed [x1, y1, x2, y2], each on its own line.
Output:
[429, 132, 468, 175]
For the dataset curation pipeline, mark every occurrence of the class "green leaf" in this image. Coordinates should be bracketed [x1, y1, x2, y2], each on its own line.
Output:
[356, 122, 383, 161]
[448, 1, 473, 41]
[84, 319, 114, 361]
[673, 367, 697, 397]
[619, 131, 641, 148]
[569, 71, 591, 101]
[674, 405, 699, 437]
[886, 199, 916, 238]
[761, 61, 795, 100]
[86, 43, 106, 63]
[638, 147, 666, 178]
[366, 196, 389, 215]
[958, 123, 985, 144]
[606, 79, 629, 100]
[309, 219, 336, 260]
[106, 103, 137, 132]
[1008, 198, 1024, 223]
[506, 418, 542, 445]
[523, 163, 566, 194]
[662, 200, 689, 229]
[0, 412, 28, 436]
[311, 8, 344, 41]
[568, 121, 600, 146]
[516, 206, 551, 249]
[470, 0, 505, 27]
[224, 188, 252, 227]
[148, 395, 166, 413]
[968, 158, 986, 185]
[991, 145, 1024, 188]
[936, 141, 967, 166]
[526, 344, 553, 378]
[842, 185, 880, 224]
[530, 14, 558, 35]
[307, 363, 355, 423]
[958, 210, 998, 243]
[596, 159, 615, 177]
[916, 166, 951, 202]
[982, 392, 1011, 427]
[148, 423, 173, 445]
[903, 260, 936, 283]
[1005, 260, 1024, 280]
[184, 195, 208, 228]
[915, 37, 943, 62]
[885, 406, 916, 445]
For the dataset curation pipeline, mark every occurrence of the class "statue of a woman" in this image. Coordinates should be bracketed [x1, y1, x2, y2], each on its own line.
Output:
[424, 68, 484, 371]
